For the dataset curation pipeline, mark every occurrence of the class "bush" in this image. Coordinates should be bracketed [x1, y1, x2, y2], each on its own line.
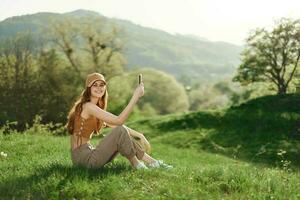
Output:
[128, 68, 189, 114]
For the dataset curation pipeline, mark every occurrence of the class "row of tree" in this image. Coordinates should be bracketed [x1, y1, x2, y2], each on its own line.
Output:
[1, 17, 300, 130]
[0, 17, 189, 130]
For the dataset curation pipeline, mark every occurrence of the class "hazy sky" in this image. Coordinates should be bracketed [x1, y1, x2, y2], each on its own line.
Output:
[1, 0, 300, 45]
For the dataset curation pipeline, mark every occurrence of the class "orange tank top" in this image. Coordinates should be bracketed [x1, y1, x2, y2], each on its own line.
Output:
[73, 114, 100, 146]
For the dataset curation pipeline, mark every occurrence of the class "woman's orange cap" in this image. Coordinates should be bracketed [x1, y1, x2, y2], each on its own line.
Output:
[85, 73, 106, 87]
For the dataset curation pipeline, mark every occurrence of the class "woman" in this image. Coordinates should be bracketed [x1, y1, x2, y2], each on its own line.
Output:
[66, 72, 173, 170]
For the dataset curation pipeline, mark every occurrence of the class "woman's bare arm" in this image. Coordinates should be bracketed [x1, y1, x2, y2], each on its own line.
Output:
[86, 83, 144, 125]
[105, 122, 116, 128]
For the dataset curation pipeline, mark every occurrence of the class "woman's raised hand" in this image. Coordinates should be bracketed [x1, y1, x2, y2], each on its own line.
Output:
[134, 82, 144, 99]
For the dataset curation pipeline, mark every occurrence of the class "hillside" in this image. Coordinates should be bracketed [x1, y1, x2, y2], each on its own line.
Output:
[1, 94, 300, 199]
[0, 9, 243, 83]
[126, 94, 300, 167]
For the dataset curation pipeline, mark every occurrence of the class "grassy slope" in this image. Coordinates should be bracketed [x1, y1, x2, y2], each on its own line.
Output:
[128, 94, 300, 168]
[1, 94, 300, 199]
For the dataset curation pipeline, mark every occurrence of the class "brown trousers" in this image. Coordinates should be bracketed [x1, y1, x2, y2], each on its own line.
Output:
[71, 125, 145, 169]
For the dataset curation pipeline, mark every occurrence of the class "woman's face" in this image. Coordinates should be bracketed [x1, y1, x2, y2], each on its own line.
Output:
[90, 80, 106, 99]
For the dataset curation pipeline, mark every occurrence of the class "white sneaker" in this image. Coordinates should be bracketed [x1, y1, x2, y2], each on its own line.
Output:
[135, 162, 149, 170]
[148, 160, 173, 169]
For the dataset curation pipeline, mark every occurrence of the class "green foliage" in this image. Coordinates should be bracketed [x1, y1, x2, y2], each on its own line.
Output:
[36, 49, 81, 123]
[188, 84, 230, 110]
[25, 115, 66, 136]
[187, 80, 252, 110]
[234, 18, 300, 95]
[0, 16, 127, 130]
[107, 68, 189, 116]
[134, 94, 300, 168]
[0, 32, 41, 129]
[48, 16, 126, 80]
[107, 74, 132, 114]
[0, 33, 80, 129]
[0, 121, 18, 135]
[0, 10, 244, 129]
[128, 69, 189, 114]
[0, 10, 242, 83]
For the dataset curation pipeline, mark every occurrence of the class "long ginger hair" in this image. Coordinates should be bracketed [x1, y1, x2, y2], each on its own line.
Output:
[66, 86, 108, 135]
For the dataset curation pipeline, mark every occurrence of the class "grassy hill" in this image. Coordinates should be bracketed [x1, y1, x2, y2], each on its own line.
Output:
[127, 94, 300, 167]
[0, 9, 243, 83]
[1, 94, 299, 199]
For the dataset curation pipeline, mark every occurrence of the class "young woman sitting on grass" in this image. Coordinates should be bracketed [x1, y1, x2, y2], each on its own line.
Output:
[66, 72, 173, 170]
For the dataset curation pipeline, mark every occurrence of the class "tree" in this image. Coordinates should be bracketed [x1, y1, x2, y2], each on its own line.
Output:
[107, 69, 189, 115]
[0, 33, 79, 130]
[48, 16, 125, 81]
[36, 49, 79, 124]
[0, 32, 38, 129]
[234, 18, 300, 95]
[129, 69, 189, 114]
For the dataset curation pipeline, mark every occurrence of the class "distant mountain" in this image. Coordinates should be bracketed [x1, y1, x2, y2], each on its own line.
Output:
[0, 9, 243, 83]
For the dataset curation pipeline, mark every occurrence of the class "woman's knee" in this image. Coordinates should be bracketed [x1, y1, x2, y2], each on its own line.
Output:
[113, 125, 129, 136]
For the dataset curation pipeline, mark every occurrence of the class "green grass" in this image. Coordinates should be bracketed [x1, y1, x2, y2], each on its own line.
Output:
[1, 94, 300, 199]
[1, 134, 300, 199]
[128, 94, 300, 168]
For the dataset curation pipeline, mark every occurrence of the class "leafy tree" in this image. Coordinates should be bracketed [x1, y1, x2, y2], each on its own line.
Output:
[106, 74, 132, 114]
[48, 16, 126, 81]
[234, 18, 300, 95]
[0, 33, 78, 129]
[188, 84, 229, 110]
[0, 32, 38, 128]
[128, 69, 189, 114]
[107, 69, 189, 115]
[36, 49, 79, 124]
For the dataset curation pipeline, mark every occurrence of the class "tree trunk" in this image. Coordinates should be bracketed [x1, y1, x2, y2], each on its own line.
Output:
[277, 84, 287, 95]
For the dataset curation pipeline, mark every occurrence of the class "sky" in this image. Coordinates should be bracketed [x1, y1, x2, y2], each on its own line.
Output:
[1, 0, 300, 45]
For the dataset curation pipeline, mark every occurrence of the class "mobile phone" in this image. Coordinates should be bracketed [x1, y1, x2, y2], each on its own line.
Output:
[138, 74, 142, 84]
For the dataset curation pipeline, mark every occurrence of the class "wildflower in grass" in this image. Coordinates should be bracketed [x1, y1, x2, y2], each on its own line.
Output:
[0, 151, 7, 158]
[277, 149, 286, 156]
